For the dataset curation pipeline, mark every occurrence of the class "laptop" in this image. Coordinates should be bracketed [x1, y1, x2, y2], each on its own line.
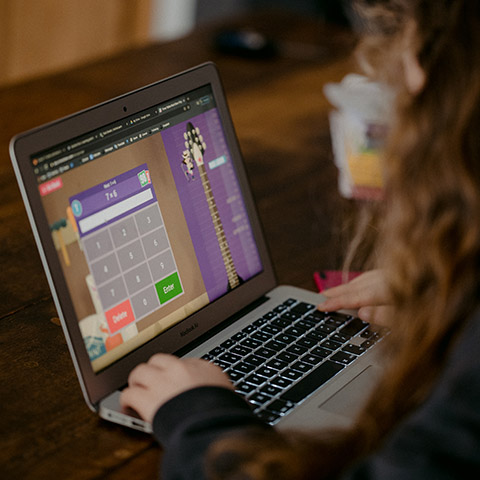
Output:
[10, 62, 384, 434]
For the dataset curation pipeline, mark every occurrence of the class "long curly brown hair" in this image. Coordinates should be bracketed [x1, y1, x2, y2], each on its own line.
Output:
[206, 1, 480, 478]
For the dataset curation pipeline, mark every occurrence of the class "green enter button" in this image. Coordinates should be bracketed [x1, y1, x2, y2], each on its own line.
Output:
[155, 272, 183, 304]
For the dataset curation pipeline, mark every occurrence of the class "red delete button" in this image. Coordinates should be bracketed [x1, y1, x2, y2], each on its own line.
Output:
[105, 299, 135, 334]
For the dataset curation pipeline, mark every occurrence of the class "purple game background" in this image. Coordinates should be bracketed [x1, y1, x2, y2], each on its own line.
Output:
[161, 109, 262, 301]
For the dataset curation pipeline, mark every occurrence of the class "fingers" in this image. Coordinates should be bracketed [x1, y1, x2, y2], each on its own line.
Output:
[120, 385, 158, 424]
[120, 360, 168, 423]
[120, 354, 234, 424]
[126, 356, 167, 390]
[357, 305, 393, 326]
[318, 284, 365, 311]
[317, 270, 389, 312]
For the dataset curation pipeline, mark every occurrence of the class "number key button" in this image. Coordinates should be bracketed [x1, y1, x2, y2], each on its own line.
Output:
[124, 263, 153, 295]
[149, 250, 176, 281]
[135, 204, 163, 234]
[90, 252, 121, 285]
[117, 239, 146, 270]
[110, 217, 138, 248]
[83, 229, 113, 262]
[142, 227, 169, 257]
[131, 285, 160, 318]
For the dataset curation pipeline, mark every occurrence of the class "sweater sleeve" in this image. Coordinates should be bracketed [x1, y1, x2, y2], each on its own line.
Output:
[152, 386, 271, 480]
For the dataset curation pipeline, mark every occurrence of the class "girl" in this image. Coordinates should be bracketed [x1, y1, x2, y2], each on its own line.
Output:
[120, 1, 480, 478]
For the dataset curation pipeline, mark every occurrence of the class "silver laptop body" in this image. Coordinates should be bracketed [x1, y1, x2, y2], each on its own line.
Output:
[10, 63, 383, 434]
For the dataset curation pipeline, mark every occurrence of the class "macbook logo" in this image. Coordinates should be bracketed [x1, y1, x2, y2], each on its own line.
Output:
[180, 323, 198, 337]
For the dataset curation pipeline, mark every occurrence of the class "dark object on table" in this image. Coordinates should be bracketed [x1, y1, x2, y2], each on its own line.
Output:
[213, 29, 278, 59]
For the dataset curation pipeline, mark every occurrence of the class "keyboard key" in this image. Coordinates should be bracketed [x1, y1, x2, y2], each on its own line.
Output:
[325, 317, 345, 327]
[236, 381, 256, 395]
[265, 340, 285, 352]
[361, 339, 376, 349]
[202, 353, 215, 361]
[286, 344, 308, 356]
[241, 324, 257, 334]
[260, 384, 282, 397]
[241, 338, 262, 349]
[256, 410, 281, 424]
[296, 319, 316, 330]
[209, 346, 225, 356]
[255, 347, 276, 359]
[325, 314, 350, 326]
[221, 339, 236, 349]
[261, 324, 282, 335]
[254, 317, 270, 326]
[213, 360, 230, 370]
[227, 370, 243, 382]
[305, 311, 328, 323]
[232, 331, 248, 341]
[284, 326, 307, 337]
[231, 345, 253, 356]
[233, 362, 256, 374]
[291, 361, 314, 374]
[245, 373, 266, 386]
[219, 352, 242, 364]
[316, 323, 336, 334]
[262, 311, 277, 320]
[281, 368, 303, 381]
[283, 298, 298, 307]
[301, 353, 324, 365]
[244, 354, 264, 367]
[306, 330, 327, 342]
[331, 332, 350, 344]
[267, 399, 296, 415]
[248, 392, 271, 406]
[252, 331, 273, 342]
[291, 302, 316, 315]
[340, 317, 369, 337]
[297, 337, 318, 349]
[320, 339, 342, 351]
[277, 351, 299, 363]
[280, 311, 301, 322]
[267, 359, 288, 370]
[310, 346, 330, 358]
[272, 317, 291, 328]
[271, 376, 293, 388]
[360, 328, 375, 339]
[281, 361, 344, 403]
[276, 333, 297, 345]
[331, 351, 357, 365]
[256, 367, 277, 378]
[343, 344, 366, 355]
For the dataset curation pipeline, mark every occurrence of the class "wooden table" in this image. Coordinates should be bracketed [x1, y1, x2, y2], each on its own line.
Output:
[0, 11, 357, 479]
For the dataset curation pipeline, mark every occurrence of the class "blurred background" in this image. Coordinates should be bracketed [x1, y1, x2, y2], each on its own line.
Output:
[0, 0, 352, 88]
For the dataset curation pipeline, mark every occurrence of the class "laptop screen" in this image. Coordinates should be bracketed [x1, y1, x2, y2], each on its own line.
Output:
[30, 84, 263, 373]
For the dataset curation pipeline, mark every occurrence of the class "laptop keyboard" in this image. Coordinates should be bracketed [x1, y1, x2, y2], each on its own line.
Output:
[202, 298, 387, 425]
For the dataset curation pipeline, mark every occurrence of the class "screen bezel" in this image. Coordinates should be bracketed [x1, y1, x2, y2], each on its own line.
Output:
[10, 62, 277, 409]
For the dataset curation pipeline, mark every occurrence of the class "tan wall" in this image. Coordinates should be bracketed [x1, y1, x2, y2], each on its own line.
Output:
[0, 0, 153, 87]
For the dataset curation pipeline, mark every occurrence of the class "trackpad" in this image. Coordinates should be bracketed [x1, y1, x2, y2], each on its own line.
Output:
[319, 365, 380, 417]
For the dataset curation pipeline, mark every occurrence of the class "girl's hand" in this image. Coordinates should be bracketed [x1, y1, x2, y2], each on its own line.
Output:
[120, 353, 233, 424]
[317, 270, 392, 325]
